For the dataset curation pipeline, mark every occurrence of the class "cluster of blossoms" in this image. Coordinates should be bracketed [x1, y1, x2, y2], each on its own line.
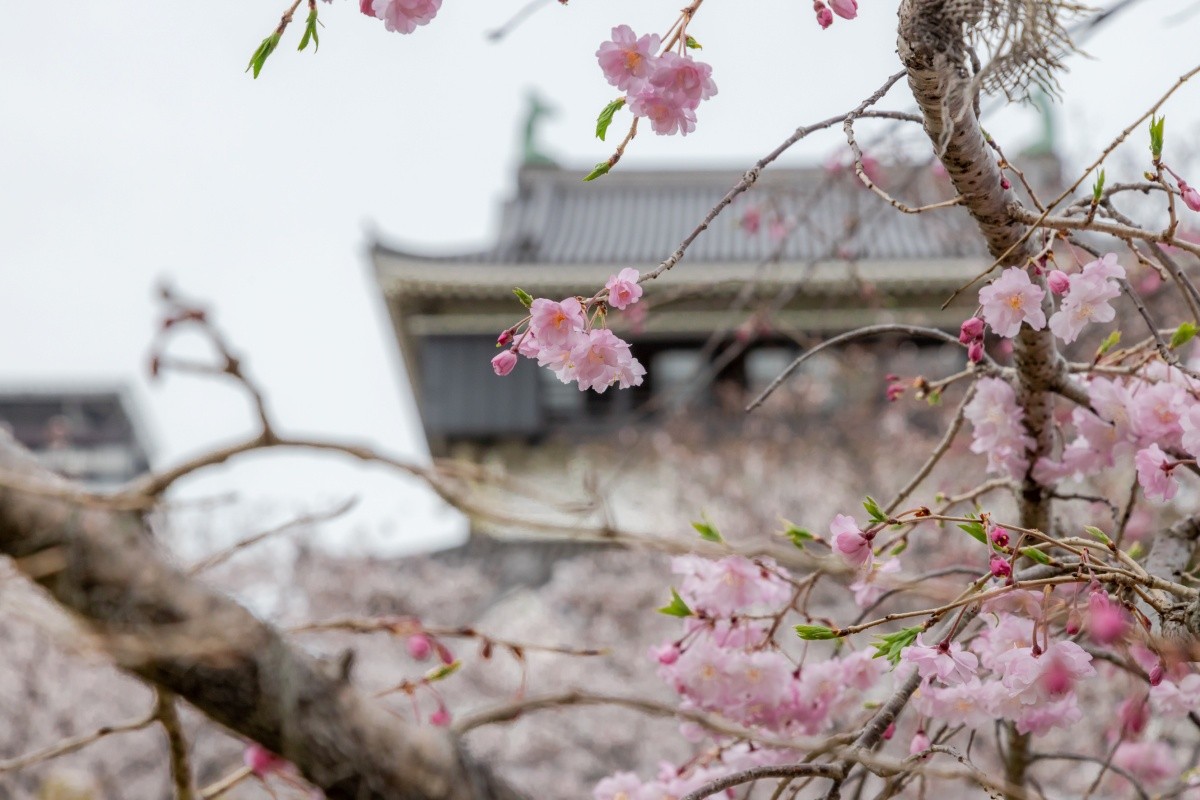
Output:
[1029, 361, 1200, 501]
[596, 26, 717, 136]
[812, 0, 858, 29]
[351, 0, 441, 34]
[491, 269, 646, 393]
[975, 253, 1124, 345]
[595, 555, 890, 797]
[964, 377, 1035, 479]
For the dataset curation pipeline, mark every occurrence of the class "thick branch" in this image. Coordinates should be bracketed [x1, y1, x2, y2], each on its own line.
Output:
[0, 432, 520, 800]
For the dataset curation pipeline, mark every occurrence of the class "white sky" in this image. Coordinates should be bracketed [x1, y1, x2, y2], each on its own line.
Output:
[2, 1, 1199, 556]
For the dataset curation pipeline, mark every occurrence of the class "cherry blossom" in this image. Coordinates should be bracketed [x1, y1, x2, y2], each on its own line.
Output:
[1048, 253, 1124, 343]
[596, 25, 661, 92]
[829, 0, 858, 19]
[605, 267, 642, 310]
[628, 87, 698, 136]
[829, 513, 872, 568]
[490, 349, 517, 376]
[648, 52, 717, 109]
[370, 0, 442, 34]
[1135, 443, 1179, 502]
[965, 377, 1035, 479]
[978, 267, 1047, 337]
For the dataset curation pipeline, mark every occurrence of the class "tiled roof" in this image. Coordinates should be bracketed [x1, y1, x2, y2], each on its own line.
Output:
[373, 162, 988, 266]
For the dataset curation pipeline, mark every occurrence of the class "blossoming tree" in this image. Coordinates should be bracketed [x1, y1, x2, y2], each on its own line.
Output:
[4, 0, 1200, 799]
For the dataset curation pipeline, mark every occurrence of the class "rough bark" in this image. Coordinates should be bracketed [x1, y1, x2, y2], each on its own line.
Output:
[896, 3, 1064, 794]
[0, 431, 522, 800]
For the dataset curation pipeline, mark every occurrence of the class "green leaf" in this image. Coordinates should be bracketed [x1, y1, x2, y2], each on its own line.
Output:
[1127, 541, 1145, 560]
[1085, 525, 1112, 545]
[957, 514, 987, 545]
[685, 35, 703, 50]
[657, 588, 693, 618]
[926, 389, 942, 406]
[424, 660, 461, 682]
[583, 161, 611, 182]
[246, 32, 282, 79]
[512, 287, 534, 308]
[871, 626, 921, 666]
[783, 523, 814, 549]
[594, 98, 625, 142]
[890, 540, 908, 556]
[1170, 322, 1198, 349]
[863, 496, 887, 524]
[1150, 115, 1165, 161]
[1092, 168, 1106, 203]
[298, 7, 320, 52]
[1019, 546, 1051, 565]
[795, 624, 839, 641]
[692, 515, 723, 544]
[1097, 330, 1121, 356]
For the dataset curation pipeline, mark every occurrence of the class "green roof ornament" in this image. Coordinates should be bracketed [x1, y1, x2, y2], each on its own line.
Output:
[521, 91, 558, 166]
[1021, 89, 1058, 159]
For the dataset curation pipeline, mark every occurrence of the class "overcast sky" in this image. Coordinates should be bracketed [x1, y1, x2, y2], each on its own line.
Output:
[3, 1, 1198, 556]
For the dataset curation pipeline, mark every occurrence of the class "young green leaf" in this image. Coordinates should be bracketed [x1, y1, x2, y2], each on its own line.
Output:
[298, 7, 320, 52]
[1170, 322, 1197, 349]
[685, 35, 703, 50]
[1150, 115, 1165, 161]
[424, 660, 461, 682]
[890, 540, 908, 556]
[658, 588, 693, 618]
[1084, 525, 1112, 545]
[783, 523, 814, 549]
[692, 515, 723, 544]
[1019, 546, 1051, 565]
[512, 287, 534, 308]
[246, 32, 282, 79]
[795, 624, 839, 641]
[863, 496, 886, 524]
[871, 626, 921, 665]
[1097, 330, 1121, 357]
[594, 98, 625, 142]
[957, 514, 987, 545]
[583, 161, 611, 182]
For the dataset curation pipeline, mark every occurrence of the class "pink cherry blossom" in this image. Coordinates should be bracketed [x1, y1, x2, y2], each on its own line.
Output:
[648, 52, 717, 109]
[829, 0, 858, 18]
[849, 558, 900, 607]
[978, 267, 1046, 338]
[628, 87, 697, 136]
[829, 514, 871, 568]
[965, 377, 1035, 479]
[529, 297, 586, 348]
[570, 328, 630, 392]
[595, 25, 661, 92]
[901, 635, 979, 685]
[989, 554, 1012, 579]
[491, 349, 517, 376]
[606, 267, 642, 310]
[370, 0, 441, 34]
[1048, 254, 1124, 343]
[1135, 443, 1178, 502]
[1112, 741, 1178, 790]
[1149, 673, 1200, 716]
[1180, 403, 1200, 456]
[1086, 590, 1128, 645]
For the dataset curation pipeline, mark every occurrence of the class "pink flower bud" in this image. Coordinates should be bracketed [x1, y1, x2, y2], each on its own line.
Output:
[967, 341, 984, 363]
[813, 1, 833, 28]
[1065, 610, 1081, 636]
[1118, 696, 1149, 737]
[828, 0, 857, 18]
[882, 722, 895, 740]
[1180, 181, 1200, 213]
[886, 382, 905, 402]
[1000, 176, 1012, 190]
[1087, 591, 1128, 645]
[407, 634, 432, 661]
[1149, 663, 1165, 686]
[958, 316, 985, 343]
[988, 525, 1009, 548]
[429, 706, 451, 727]
[491, 349, 518, 376]
[989, 554, 1012, 579]
[496, 329, 513, 347]
[655, 644, 681, 665]
[1047, 270, 1070, 295]
[435, 641, 455, 665]
[359, 0, 376, 16]
[244, 744, 289, 777]
[909, 730, 930, 756]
